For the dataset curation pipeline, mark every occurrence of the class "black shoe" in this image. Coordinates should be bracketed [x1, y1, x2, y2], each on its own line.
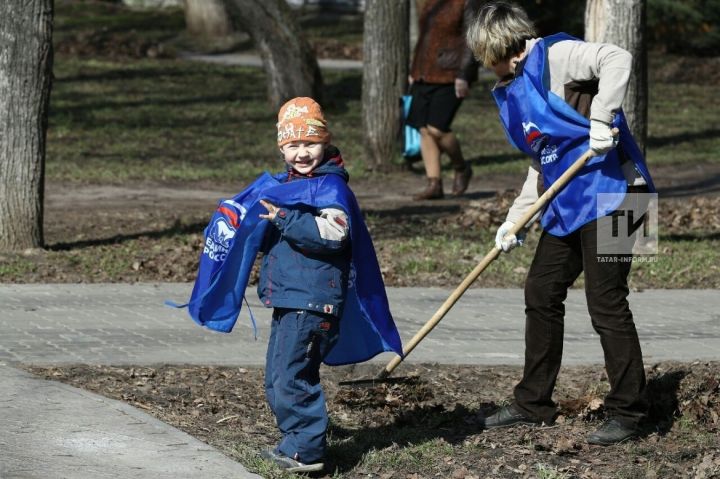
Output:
[260, 448, 324, 473]
[482, 404, 541, 429]
[587, 418, 638, 446]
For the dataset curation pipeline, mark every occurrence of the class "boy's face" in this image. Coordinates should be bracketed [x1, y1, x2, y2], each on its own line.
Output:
[280, 141, 325, 175]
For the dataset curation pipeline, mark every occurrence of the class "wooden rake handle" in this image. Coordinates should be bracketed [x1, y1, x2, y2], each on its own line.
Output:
[377, 150, 596, 380]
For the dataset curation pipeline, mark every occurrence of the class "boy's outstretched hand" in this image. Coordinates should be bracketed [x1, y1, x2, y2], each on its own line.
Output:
[259, 200, 279, 221]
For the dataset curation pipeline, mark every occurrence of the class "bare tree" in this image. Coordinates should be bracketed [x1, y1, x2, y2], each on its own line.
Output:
[224, 0, 323, 110]
[362, 0, 410, 171]
[184, 0, 233, 39]
[585, 0, 648, 153]
[0, 0, 53, 251]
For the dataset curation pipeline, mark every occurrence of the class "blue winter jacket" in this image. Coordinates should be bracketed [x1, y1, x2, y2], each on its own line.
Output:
[257, 146, 351, 317]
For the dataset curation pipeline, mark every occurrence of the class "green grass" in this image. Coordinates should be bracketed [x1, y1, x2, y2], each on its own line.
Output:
[631, 235, 720, 288]
[54, 0, 184, 36]
[23, 0, 720, 288]
[387, 232, 532, 287]
[47, 0, 719, 182]
[48, 58, 271, 182]
[228, 443, 300, 479]
[31, 50, 720, 289]
[352, 439, 456, 475]
[371, 224, 720, 289]
[535, 463, 571, 479]
[47, 57, 372, 182]
[0, 261, 35, 278]
[47, 55, 720, 184]
[647, 83, 720, 165]
[53, 0, 186, 55]
[299, 12, 364, 46]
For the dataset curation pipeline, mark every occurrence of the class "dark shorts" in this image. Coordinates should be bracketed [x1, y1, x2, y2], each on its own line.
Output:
[406, 82, 463, 133]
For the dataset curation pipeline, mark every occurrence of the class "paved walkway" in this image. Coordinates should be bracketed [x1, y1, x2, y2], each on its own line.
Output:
[0, 365, 261, 479]
[1, 284, 718, 366]
[178, 51, 497, 81]
[179, 51, 363, 70]
[1, 283, 719, 478]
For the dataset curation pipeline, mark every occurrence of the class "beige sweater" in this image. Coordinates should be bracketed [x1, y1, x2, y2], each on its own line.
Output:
[505, 39, 645, 226]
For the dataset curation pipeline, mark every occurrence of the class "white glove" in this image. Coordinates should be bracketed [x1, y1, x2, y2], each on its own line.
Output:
[495, 221, 525, 253]
[589, 119, 619, 155]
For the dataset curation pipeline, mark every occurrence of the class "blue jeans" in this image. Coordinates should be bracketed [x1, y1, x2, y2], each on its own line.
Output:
[265, 308, 340, 463]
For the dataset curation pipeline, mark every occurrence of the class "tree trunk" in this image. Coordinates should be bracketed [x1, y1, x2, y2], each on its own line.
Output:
[0, 0, 53, 251]
[184, 0, 233, 39]
[362, 0, 409, 171]
[224, 0, 323, 110]
[585, 0, 648, 154]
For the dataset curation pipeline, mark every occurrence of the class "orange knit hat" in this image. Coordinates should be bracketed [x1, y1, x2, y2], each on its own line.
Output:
[276, 97, 331, 147]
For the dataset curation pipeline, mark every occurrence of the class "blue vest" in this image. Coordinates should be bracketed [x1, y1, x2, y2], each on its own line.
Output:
[171, 172, 404, 367]
[492, 33, 655, 236]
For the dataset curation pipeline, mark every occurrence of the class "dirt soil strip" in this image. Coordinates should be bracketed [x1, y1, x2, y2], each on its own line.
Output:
[26, 361, 720, 478]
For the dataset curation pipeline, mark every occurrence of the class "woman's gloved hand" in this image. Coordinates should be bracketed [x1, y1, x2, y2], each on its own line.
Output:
[495, 221, 525, 253]
[589, 119, 619, 154]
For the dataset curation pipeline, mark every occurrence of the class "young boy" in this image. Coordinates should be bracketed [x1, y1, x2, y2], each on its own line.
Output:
[256, 97, 352, 472]
[179, 97, 402, 473]
[465, 2, 655, 445]
[246, 97, 401, 472]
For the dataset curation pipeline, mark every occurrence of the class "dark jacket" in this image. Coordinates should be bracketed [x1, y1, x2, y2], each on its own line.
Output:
[410, 0, 481, 84]
[257, 146, 351, 317]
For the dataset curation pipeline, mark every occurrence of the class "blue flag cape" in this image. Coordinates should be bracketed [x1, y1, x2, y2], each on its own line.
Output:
[176, 172, 403, 366]
[492, 33, 655, 236]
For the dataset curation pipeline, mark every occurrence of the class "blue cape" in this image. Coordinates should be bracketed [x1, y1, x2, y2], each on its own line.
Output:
[175, 172, 403, 366]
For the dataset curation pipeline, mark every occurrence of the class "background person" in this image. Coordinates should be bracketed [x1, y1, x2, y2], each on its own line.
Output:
[407, 0, 481, 200]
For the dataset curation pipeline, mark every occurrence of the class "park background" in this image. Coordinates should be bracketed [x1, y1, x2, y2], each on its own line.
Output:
[1, 0, 719, 478]
[1, 0, 719, 290]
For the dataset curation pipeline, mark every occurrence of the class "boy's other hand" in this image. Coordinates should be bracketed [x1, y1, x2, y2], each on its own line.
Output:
[259, 200, 279, 221]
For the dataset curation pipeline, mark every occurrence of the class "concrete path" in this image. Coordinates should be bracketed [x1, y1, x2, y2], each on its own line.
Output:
[179, 51, 363, 70]
[0, 364, 261, 479]
[1, 284, 718, 366]
[177, 51, 497, 80]
[1, 283, 718, 478]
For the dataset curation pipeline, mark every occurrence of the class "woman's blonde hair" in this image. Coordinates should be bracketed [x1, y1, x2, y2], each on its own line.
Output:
[466, 1, 537, 67]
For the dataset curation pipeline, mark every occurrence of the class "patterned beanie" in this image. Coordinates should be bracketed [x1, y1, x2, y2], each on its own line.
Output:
[276, 97, 331, 147]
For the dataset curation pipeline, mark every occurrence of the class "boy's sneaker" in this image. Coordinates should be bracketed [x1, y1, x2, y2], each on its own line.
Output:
[260, 448, 324, 473]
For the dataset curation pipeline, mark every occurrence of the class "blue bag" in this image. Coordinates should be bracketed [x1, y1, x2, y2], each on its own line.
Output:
[400, 94, 421, 158]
